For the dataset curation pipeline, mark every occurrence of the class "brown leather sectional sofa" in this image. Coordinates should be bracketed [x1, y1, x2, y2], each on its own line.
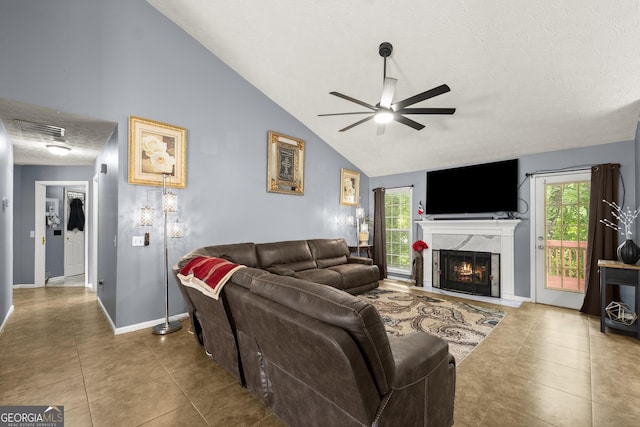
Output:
[173, 238, 456, 426]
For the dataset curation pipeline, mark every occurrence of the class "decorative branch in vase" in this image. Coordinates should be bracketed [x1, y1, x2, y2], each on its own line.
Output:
[600, 199, 640, 264]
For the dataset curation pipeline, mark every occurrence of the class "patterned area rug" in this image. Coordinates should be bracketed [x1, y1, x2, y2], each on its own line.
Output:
[359, 288, 506, 363]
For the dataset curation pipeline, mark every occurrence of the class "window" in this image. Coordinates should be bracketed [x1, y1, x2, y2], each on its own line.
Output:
[385, 187, 412, 273]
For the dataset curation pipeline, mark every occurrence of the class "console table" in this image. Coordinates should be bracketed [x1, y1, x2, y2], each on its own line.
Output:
[598, 260, 640, 339]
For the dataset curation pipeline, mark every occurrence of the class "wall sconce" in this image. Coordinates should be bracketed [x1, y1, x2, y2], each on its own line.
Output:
[140, 205, 154, 226]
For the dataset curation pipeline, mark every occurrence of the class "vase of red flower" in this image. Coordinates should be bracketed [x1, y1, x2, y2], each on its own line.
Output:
[411, 240, 429, 286]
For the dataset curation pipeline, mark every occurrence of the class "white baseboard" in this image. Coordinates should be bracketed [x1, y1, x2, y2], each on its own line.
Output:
[0, 305, 15, 334]
[13, 284, 41, 289]
[95, 296, 188, 335]
[113, 313, 189, 335]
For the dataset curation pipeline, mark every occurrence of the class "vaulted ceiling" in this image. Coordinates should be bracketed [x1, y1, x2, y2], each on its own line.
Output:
[5, 2, 640, 175]
[148, 0, 640, 177]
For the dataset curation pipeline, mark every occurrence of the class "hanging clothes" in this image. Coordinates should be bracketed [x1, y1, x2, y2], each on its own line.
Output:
[67, 198, 85, 231]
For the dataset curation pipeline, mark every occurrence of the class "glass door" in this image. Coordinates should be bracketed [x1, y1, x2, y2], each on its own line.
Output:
[532, 170, 590, 309]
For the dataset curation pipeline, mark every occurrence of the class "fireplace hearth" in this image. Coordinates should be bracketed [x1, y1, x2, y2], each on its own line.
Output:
[433, 249, 500, 298]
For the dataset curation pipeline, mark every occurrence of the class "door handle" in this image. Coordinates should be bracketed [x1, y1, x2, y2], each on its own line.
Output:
[537, 245, 544, 249]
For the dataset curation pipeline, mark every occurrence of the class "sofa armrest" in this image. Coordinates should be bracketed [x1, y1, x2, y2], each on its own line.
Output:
[347, 256, 373, 265]
[266, 266, 296, 276]
[389, 332, 452, 388]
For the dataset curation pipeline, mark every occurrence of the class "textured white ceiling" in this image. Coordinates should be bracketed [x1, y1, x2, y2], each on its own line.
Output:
[148, 0, 640, 177]
[0, 97, 116, 166]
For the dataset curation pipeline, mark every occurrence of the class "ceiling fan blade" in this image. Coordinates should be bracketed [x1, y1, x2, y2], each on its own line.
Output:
[395, 107, 456, 115]
[392, 84, 451, 110]
[330, 92, 377, 111]
[395, 115, 425, 131]
[339, 115, 374, 132]
[379, 77, 397, 109]
[318, 112, 373, 116]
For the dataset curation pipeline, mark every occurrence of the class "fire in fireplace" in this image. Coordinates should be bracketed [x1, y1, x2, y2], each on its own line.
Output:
[433, 249, 500, 297]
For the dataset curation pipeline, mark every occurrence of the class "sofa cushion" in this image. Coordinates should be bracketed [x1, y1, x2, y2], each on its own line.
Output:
[295, 268, 343, 288]
[328, 263, 380, 288]
[230, 267, 270, 290]
[315, 255, 347, 268]
[256, 240, 314, 269]
[274, 259, 317, 272]
[248, 274, 395, 396]
[176, 243, 259, 269]
[307, 238, 350, 260]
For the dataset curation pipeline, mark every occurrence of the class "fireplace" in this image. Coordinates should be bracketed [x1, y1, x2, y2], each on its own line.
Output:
[417, 219, 520, 301]
[433, 250, 500, 297]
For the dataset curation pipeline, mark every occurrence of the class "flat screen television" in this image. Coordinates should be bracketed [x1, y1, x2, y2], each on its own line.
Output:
[425, 159, 519, 215]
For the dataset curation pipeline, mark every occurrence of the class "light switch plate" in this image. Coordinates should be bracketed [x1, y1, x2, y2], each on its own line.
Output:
[132, 236, 145, 247]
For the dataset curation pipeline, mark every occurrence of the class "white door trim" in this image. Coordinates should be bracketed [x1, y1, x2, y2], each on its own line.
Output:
[91, 174, 99, 292]
[34, 180, 89, 287]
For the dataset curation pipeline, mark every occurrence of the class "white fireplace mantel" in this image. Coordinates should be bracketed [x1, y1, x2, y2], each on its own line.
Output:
[417, 219, 521, 301]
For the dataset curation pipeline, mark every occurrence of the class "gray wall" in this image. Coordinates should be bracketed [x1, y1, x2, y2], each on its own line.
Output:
[95, 129, 119, 322]
[1, 0, 367, 328]
[371, 140, 637, 299]
[0, 119, 13, 329]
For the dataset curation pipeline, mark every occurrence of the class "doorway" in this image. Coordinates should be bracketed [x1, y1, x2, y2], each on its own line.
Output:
[530, 170, 591, 309]
[34, 180, 90, 288]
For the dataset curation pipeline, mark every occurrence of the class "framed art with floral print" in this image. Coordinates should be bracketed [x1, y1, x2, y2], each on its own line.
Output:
[128, 116, 187, 188]
[340, 168, 360, 206]
[267, 130, 305, 195]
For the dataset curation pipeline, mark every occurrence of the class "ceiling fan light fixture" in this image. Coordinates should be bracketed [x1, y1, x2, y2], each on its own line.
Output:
[46, 145, 71, 156]
[375, 110, 394, 124]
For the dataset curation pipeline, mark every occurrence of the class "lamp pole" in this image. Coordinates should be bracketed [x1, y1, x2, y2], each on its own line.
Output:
[152, 174, 182, 335]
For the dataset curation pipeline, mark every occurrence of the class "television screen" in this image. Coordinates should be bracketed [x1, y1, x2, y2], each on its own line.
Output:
[425, 159, 519, 215]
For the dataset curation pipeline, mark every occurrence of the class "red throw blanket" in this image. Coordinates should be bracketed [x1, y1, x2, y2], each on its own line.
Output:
[177, 256, 246, 300]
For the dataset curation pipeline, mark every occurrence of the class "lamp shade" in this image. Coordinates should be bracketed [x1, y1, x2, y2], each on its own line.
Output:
[140, 206, 154, 226]
[162, 192, 177, 212]
[168, 220, 184, 238]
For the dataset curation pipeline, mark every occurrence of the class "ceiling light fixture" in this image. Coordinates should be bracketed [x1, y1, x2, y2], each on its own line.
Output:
[374, 109, 394, 124]
[46, 145, 71, 156]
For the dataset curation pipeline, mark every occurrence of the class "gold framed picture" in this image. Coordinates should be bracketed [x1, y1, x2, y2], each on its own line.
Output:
[340, 168, 360, 206]
[128, 116, 187, 188]
[267, 130, 305, 195]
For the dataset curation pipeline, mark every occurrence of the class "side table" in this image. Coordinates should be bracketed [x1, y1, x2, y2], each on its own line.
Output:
[598, 259, 640, 339]
[348, 245, 374, 259]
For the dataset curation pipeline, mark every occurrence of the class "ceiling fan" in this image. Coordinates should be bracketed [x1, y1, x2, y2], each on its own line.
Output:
[319, 42, 456, 135]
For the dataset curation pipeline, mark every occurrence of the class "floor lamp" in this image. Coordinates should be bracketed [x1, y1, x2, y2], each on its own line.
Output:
[152, 173, 183, 335]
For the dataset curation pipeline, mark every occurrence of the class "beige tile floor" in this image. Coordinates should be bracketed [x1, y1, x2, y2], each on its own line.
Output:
[1, 280, 639, 426]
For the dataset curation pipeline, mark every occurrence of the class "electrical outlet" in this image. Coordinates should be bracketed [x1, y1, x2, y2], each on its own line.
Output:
[132, 236, 145, 247]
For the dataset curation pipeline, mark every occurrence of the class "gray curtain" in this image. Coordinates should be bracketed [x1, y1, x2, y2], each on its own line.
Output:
[373, 187, 387, 279]
[580, 163, 621, 316]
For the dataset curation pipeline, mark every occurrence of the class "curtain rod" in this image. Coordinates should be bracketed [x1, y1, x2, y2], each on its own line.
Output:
[373, 184, 414, 191]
